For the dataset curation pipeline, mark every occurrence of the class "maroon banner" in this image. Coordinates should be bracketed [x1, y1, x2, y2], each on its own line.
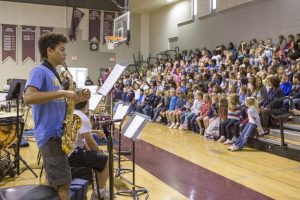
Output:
[89, 9, 101, 43]
[2, 24, 17, 63]
[22, 26, 36, 63]
[103, 11, 116, 44]
[40, 27, 53, 36]
[69, 8, 84, 41]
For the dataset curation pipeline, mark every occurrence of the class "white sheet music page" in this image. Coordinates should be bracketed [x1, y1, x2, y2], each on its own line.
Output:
[113, 104, 130, 120]
[0, 93, 7, 102]
[98, 64, 127, 96]
[124, 115, 145, 139]
[89, 94, 103, 111]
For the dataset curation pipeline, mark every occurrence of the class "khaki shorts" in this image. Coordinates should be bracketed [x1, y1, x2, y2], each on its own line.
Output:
[40, 137, 72, 189]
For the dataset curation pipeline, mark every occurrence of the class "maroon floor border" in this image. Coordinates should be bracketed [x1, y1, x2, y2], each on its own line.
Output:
[115, 135, 272, 200]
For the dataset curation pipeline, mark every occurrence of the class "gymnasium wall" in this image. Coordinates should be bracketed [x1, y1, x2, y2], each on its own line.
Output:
[149, 0, 193, 54]
[0, 1, 117, 90]
[148, 0, 300, 54]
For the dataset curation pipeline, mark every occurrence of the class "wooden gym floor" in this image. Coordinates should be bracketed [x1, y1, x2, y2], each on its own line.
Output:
[1, 122, 300, 200]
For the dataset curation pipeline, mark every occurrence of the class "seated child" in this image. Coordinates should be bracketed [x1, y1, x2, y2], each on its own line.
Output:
[179, 92, 203, 131]
[229, 97, 264, 151]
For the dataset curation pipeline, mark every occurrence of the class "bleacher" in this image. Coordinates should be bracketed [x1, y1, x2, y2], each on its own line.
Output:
[138, 45, 300, 162]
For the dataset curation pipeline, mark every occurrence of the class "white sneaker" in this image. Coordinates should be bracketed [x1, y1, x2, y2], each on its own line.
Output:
[230, 144, 240, 151]
[174, 123, 180, 129]
[217, 136, 226, 143]
[223, 139, 231, 145]
[91, 188, 109, 200]
[169, 123, 175, 128]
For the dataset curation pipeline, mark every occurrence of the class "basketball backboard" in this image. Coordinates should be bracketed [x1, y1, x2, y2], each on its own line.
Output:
[113, 11, 130, 43]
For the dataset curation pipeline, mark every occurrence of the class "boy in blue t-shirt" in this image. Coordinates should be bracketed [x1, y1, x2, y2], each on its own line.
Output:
[166, 89, 178, 126]
[24, 33, 90, 200]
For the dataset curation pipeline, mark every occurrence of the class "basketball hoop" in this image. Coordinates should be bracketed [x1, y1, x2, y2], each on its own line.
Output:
[105, 36, 124, 50]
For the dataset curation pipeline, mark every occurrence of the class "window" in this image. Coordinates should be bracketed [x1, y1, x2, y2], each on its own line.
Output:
[61, 67, 88, 88]
[193, 0, 197, 16]
[211, 0, 217, 10]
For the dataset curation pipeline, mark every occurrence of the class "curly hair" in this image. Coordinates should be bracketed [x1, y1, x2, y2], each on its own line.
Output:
[38, 32, 67, 59]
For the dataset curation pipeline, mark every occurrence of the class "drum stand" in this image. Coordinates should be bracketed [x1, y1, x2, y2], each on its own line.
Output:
[3, 88, 38, 179]
[0, 118, 37, 180]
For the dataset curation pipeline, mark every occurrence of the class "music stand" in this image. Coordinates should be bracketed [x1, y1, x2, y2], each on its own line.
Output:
[5, 79, 37, 178]
[117, 112, 149, 200]
[97, 64, 128, 200]
[112, 104, 132, 177]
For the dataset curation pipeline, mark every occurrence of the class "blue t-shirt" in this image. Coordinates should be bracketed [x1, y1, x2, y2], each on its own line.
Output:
[280, 82, 292, 96]
[25, 64, 66, 148]
[168, 96, 178, 111]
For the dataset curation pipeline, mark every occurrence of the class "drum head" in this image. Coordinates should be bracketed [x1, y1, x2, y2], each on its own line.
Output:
[0, 119, 18, 149]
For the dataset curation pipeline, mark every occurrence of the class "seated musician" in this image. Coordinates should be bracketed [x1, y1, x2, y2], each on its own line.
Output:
[68, 90, 109, 200]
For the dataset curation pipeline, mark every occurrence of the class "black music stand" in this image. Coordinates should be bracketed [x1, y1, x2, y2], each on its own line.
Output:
[117, 112, 149, 200]
[112, 103, 132, 178]
[5, 79, 37, 178]
[97, 64, 128, 200]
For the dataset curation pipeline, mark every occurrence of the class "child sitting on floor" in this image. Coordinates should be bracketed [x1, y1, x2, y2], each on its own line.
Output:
[169, 90, 186, 129]
[152, 90, 170, 122]
[179, 92, 203, 131]
[203, 95, 219, 140]
[195, 94, 212, 135]
[165, 89, 178, 126]
[229, 97, 264, 151]
[218, 93, 242, 144]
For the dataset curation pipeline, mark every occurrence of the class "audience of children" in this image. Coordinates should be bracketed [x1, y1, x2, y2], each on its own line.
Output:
[111, 34, 300, 152]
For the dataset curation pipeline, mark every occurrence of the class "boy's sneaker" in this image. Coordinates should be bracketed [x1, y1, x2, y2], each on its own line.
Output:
[217, 136, 226, 143]
[230, 144, 240, 151]
[169, 123, 175, 128]
[223, 139, 231, 145]
[174, 122, 180, 129]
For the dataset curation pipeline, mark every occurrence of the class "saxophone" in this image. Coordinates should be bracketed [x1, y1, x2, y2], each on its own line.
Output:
[61, 63, 82, 154]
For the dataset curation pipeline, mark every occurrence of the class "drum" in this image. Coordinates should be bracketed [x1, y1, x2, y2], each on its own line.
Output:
[0, 117, 18, 150]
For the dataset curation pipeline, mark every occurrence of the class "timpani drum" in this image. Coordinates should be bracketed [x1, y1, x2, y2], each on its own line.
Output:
[0, 113, 19, 150]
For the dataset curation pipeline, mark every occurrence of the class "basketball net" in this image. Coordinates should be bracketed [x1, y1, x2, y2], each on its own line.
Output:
[105, 36, 124, 50]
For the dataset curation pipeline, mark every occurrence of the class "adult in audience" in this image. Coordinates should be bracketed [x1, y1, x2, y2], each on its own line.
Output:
[260, 75, 285, 131]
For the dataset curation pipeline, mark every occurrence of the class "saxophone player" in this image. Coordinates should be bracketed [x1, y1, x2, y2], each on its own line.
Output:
[24, 32, 89, 200]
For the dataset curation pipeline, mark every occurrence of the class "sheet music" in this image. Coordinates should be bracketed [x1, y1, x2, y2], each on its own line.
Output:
[0, 112, 19, 118]
[81, 85, 98, 94]
[89, 94, 103, 111]
[98, 64, 127, 96]
[113, 104, 130, 120]
[0, 93, 7, 102]
[124, 115, 145, 139]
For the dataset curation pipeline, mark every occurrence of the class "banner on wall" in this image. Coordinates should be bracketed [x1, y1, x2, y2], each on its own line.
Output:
[69, 7, 85, 41]
[102, 11, 116, 44]
[89, 9, 101, 43]
[22, 26, 36, 63]
[40, 27, 54, 36]
[2, 24, 17, 63]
